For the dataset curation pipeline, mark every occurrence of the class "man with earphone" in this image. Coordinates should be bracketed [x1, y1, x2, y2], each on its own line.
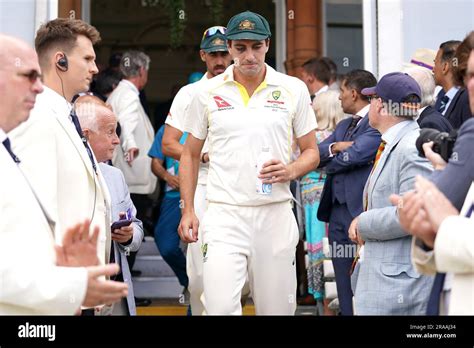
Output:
[9, 19, 114, 315]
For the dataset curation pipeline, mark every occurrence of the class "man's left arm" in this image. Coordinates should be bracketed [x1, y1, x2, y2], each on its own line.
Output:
[358, 144, 433, 241]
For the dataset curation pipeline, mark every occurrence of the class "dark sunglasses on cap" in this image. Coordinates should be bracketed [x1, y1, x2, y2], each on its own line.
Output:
[202, 26, 226, 40]
[18, 70, 42, 83]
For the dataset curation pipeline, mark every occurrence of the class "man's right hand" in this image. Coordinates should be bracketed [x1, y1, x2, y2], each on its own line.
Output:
[331, 141, 354, 154]
[82, 264, 128, 308]
[125, 148, 139, 166]
[422, 141, 447, 170]
[178, 211, 199, 243]
[164, 174, 180, 190]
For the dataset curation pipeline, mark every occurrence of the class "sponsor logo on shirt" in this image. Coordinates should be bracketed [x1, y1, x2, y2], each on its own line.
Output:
[265, 90, 287, 110]
[213, 96, 234, 111]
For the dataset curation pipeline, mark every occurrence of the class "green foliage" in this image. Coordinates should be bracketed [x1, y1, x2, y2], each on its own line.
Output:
[162, 0, 187, 49]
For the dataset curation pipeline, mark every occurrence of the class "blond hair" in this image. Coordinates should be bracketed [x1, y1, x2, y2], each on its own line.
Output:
[313, 90, 345, 131]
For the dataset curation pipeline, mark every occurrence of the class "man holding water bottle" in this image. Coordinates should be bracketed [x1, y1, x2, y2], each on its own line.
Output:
[178, 11, 319, 315]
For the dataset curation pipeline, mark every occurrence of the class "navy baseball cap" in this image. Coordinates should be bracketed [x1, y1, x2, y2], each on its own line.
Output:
[362, 72, 421, 103]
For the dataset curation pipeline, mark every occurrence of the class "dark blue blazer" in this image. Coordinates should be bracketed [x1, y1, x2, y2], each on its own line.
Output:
[431, 117, 474, 209]
[444, 88, 472, 130]
[317, 115, 381, 222]
[418, 105, 453, 133]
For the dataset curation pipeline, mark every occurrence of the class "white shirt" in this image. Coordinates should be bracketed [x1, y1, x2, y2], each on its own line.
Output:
[356, 104, 370, 119]
[311, 85, 329, 109]
[185, 64, 317, 206]
[165, 74, 210, 185]
[314, 85, 329, 97]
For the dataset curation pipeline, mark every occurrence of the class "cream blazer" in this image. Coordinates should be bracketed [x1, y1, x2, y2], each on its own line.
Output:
[412, 182, 474, 315]
[9, 86, 111, 265]
[107, 80, 157, 194]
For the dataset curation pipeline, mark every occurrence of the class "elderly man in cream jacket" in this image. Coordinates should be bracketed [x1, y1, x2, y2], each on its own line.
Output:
[107, 51, 157, 201]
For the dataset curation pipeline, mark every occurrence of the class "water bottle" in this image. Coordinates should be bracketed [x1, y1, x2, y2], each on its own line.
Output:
[256, 146, 272, 195]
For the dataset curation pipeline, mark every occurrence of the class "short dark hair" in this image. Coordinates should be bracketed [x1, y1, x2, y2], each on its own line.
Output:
[341, 69, 377, 102]
[94, 68, 122, 97]
[35, 18, 101, 69]
[302, 57, 330, 84]
[320, 56, 337, 80]
[453, 31, 474, 87]
[439, 40, 461, 63]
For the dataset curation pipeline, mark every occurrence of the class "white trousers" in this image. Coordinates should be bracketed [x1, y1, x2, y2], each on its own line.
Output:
[201, 200, 298, 315]
[186, 184, 207, 315]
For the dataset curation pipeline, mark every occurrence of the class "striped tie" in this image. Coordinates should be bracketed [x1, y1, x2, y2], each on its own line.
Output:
[373, 140, 386, 171]
[364, 140, 387, 211]
[351, 140, 388, 275]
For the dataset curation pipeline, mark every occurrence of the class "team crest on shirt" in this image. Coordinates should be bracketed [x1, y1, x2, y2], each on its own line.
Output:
[213, 96, 234, 111]
[265, 90, 287, 111]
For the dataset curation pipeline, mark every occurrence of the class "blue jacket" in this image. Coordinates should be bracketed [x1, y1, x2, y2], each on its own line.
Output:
[317, 115, 381, 221]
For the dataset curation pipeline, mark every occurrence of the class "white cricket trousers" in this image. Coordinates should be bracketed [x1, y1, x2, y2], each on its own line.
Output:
[201, 200, 298, 315]
[186, 184, 207, 315]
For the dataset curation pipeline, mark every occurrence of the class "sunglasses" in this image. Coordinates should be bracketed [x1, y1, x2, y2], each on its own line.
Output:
[18, 70, 42, 83]
[367, 94, 381, 102]
[202, 26, 226, 40]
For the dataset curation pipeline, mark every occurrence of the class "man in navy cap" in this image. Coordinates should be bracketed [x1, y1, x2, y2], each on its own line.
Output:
[348, 72, 434, 315]
[178, 11, 319, 315]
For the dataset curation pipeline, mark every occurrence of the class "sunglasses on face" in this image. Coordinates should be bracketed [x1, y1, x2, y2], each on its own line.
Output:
[18, 70, 42, 83]
[367, 94, 381, 102]
[202, 26, 227, 39]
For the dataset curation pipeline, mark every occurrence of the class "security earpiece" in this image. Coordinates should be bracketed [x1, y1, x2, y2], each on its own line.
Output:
[56, 53, 68, 72]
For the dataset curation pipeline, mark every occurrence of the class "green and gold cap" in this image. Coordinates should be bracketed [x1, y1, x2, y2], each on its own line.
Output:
[226, 11, 271, 41]
[200, 26, 228, 53]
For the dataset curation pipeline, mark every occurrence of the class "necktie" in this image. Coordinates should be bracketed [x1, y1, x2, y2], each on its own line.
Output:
[364, 140, 387, 211]
[351, 140, 388, 275]
[2, 137, 20, 163]
[438, 95, 450, 114]
[70, 109, 97, 173]
[345, 116, 362, 139]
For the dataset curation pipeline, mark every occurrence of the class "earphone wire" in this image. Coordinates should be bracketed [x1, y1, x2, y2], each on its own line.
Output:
[58, 62, 98, 225]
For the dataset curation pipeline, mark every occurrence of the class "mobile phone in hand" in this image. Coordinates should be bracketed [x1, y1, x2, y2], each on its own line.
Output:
[111, 219, 132, 231]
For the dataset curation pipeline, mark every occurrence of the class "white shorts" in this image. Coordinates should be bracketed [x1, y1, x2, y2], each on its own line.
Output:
[201, 200, 298, 315]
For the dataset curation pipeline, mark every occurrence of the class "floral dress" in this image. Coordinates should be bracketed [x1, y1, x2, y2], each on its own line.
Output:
[300, 129, 332, 300]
